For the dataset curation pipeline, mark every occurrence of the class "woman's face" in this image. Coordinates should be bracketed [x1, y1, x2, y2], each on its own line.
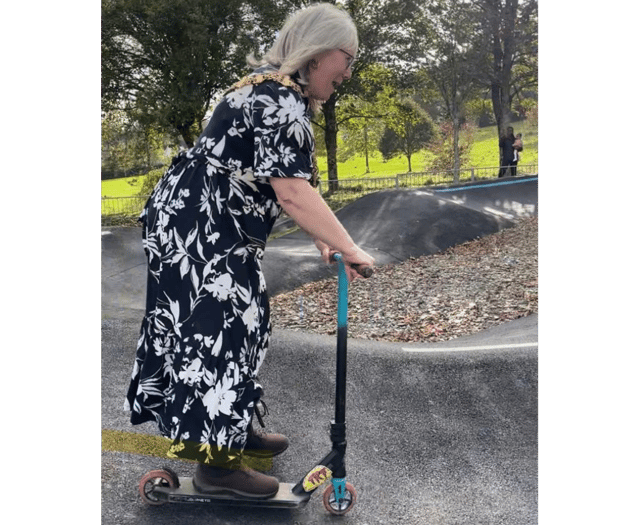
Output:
[307, 48, 355, 101]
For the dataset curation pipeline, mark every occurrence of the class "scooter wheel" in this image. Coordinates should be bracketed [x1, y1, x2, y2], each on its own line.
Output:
[322, 482, 357, 515]
[160, 465, 180, 487]
[139, 469, 178, 506]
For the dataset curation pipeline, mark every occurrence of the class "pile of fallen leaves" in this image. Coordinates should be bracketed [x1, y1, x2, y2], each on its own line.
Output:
[270, 217, 537, 343]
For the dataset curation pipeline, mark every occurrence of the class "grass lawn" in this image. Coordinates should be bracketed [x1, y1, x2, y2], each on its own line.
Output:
[102, 119, 537, 198]
[102, 176, 147, 198]
[317, 119, 538, 181]
[468, 120, 538, 168]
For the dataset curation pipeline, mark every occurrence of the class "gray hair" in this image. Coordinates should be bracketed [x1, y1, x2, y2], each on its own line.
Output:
[247, 3, 358, 86]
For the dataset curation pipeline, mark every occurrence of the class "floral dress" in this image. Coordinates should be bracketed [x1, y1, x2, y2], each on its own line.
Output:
[125, 70, 316, 465]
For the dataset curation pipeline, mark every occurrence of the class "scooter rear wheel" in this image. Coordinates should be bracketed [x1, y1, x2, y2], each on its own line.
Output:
[139, 469, 178, 506]
[322, 482, 357, 515]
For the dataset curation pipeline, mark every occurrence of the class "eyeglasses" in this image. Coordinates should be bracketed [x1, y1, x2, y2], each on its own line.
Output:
[339, 49, 356, 69]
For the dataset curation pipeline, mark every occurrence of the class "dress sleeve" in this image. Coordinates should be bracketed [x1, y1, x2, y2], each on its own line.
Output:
[251, 82, 315, 182]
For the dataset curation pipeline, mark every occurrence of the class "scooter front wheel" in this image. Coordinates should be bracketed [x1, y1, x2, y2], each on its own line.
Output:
[322, 482, 357, 515]
[139, 469, 178, 506]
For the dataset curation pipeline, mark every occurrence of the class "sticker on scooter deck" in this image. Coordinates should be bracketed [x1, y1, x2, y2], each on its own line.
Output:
[302, 466, 333, 492]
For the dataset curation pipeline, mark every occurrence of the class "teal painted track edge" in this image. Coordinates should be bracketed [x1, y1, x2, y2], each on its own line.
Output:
[433, 176, 538, 193]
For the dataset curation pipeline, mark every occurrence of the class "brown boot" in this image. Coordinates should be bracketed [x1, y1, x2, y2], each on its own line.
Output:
[244, 425, 290, 458]
[193, 462, 279, 499]
[243, 400, 289, 458]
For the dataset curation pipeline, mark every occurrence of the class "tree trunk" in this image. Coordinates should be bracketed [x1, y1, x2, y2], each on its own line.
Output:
[322, 95, 339, 193]
[487, 0, 519, 165]
[364, 124, 370, 173]
[177, 123, 196, 149]
[404, 120, 412, 173]
[453, 116, 461, 183]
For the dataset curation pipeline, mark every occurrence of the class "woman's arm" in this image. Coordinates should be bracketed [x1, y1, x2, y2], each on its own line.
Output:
[270, 177, 374, 278]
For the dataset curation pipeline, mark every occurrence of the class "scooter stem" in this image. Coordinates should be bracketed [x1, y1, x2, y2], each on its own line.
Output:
[291, 255, 372, 497]
[333, 254, 349, 430]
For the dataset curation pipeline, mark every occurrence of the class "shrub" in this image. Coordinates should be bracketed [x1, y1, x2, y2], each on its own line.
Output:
[427, 122, 475, 172]
[138, 167, 166, 196]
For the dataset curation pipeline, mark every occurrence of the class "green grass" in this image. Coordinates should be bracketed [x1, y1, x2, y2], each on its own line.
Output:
[316, 151, 417, 179]
[102, 429, 273, 470]
[468, 120, 538, 168]
[102, 429, 175, 459]
[315, 120, 537, 182]
[102, 176, 146, 198]
[102, 120, 538, 198]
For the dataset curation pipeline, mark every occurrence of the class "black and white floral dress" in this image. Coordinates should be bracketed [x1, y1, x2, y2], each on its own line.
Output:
[125, 70, 316, 465]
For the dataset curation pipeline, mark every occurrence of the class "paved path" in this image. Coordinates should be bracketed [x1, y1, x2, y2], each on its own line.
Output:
[102, 176, 538, 524]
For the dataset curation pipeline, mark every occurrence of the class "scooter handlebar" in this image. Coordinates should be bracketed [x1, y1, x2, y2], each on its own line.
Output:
[331, 254, 374, 278]
[353, 264, 374, 278]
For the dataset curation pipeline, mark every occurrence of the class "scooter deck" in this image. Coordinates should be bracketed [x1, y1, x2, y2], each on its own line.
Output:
[154, 478, 311, 508]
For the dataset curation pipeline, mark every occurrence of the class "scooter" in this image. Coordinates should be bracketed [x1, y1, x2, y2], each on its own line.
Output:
[138, 254, 373, 515]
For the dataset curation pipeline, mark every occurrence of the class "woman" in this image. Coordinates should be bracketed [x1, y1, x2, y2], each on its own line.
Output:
[498, 126, 522, 177]
[125, 3, 374, 499]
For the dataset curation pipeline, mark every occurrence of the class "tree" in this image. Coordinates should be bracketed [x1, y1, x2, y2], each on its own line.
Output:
[336, 63, 397, 173]
[338, 98, 386, 172]
[428, 120, 475, 174]
[318, 0, 425, 186]
[379, 97, 434, 172]
[101, 110, 175, 178]
[410, 0, 537, 169]
[102, 110, 136, 178]
[101, 0, 297, 147]
[102, 0, 426, 176]
[415, 0, 483, 182]
[472, 0, 538, 161]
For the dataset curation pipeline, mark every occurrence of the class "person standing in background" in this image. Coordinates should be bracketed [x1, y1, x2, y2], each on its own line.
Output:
[498, 126, 523, 177]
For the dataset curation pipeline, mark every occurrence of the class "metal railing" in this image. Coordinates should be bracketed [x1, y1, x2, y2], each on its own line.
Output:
[101, 195, 148, 225]
[102, 163, 537, 225]
[316, 164, 537, 208]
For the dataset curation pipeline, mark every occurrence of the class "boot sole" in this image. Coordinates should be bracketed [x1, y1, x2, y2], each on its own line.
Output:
[242, 446, 288, 459]
[192, 477, 278, 500]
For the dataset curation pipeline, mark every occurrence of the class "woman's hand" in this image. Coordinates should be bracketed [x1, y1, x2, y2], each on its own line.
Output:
[314, 239, 337, 264]
[315, 239, 374, 281]
[340, 245, 375, 282]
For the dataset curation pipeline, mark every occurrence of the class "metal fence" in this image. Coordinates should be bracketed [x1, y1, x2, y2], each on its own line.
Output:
[316, 164, 537, 208]
[101, 163, 537, 225]
[101, 195, 150, 225]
